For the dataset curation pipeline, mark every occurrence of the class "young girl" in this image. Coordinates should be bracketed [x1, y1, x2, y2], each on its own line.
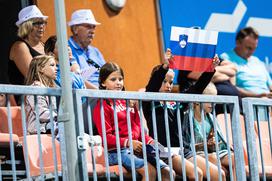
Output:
[183, 83, 236, 180]
[93, 62, 177, 181]
[25, 55, 58, 135]
[143, 49, 225, 180]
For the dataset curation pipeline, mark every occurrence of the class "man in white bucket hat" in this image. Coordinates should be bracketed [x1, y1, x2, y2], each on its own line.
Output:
[68, 9, 105, 89]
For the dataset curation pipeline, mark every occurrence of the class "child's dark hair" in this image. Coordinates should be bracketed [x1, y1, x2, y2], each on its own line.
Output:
[99, 62, 124, 90]
[44, 35, 57, 54]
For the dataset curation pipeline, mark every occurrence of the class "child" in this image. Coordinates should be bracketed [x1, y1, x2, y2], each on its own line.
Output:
[143, 49, 225, 180]
[93, 62, 176, 181]
[44, 35, 97, 89]
[183, 82, 236, 180]
[24, 55, 58, 135]
[44, 35, 80, 73]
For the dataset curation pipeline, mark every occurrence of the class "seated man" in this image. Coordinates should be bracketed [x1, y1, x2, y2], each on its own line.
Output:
[220, 27, 272, 98]
[68, 9, 106, 89]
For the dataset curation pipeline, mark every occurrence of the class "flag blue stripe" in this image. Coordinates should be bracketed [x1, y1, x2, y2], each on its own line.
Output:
[170, 41, 216, 59]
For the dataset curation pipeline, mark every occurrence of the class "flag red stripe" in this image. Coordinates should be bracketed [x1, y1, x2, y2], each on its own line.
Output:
[169, 55, 214, 72]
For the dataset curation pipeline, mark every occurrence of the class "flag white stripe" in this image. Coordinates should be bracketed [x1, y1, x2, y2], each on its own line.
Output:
[170, 26, 218, 45]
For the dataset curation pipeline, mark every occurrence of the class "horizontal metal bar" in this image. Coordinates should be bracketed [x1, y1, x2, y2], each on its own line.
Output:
[0, 84, 61, 96]
[1, 170, 26, 175]
[242, 98, 272, 106]
[74, 89, 238, 103]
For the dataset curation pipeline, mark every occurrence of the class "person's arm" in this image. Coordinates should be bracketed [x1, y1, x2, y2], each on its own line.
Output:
[92, 100, 128, 149]
[236, 87, 272, 98]
[70, 63, 81, 73]
[26, 95, 57, 123]
[9, 41, 33, 77]
[216, 60, 237, 76]
[212, 60, 237, 83]
[185, 71, 215, 94]
[181, 55, 219, 94]
[187, 72, 202, 80]
[145, 48, 173, 92]
[145, 64, 168, 92]
[84, 81, 98, 89]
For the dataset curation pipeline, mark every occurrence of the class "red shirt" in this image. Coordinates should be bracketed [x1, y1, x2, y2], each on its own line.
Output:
[93, 99, 153, 150]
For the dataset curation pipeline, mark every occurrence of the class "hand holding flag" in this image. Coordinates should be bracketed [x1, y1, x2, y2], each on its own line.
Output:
[212, 54, 220, 69]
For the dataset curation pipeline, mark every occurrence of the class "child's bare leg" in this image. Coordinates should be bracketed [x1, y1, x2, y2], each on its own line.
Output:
[136, 163, 156, 181]
[161, 166, 176, 181]
[193, 155, 226, 181]
[221, 153, 236, 181]
[173, 155, 203, 181]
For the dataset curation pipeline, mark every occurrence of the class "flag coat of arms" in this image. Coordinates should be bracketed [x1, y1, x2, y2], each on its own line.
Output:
[169, 26, 218, 72]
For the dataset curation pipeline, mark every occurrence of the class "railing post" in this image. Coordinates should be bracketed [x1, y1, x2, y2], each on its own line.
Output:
[231, 98, 247, 181]
[54, 0, 79, 180]
[242, 98, 260, 181]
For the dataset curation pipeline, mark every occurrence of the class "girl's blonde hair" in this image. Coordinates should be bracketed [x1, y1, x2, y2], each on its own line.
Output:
[25, 55, 56, 87]
[17, 18, 41, 39]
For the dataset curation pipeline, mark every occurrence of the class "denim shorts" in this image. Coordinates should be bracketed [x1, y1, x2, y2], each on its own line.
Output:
[108, 148, 168, 171]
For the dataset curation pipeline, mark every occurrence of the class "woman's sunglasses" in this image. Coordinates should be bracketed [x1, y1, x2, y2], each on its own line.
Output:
[32, 21, 47, 26]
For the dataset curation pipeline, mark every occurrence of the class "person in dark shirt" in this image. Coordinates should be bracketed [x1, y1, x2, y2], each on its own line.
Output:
[143, 49, 225, 180]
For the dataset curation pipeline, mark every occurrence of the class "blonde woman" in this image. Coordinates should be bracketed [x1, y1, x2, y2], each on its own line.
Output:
[9, 5, 48, 87]
[25, 55, 57, 135]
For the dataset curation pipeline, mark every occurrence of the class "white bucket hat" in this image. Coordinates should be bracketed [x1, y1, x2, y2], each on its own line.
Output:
[16, 5, 48, 27]
[68, 9, 101, 26]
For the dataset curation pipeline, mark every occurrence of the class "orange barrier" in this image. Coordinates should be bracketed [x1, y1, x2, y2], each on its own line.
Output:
[255, 121, 272, 176]
[0, 133, 19, 147]
[22, 134, 62, 177]
[217, 114, 272, 177]
[22, 134, 130, 178]
[0, 106, 23, 137]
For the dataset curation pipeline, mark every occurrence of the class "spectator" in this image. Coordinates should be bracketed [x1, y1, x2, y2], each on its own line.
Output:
[68, 9, 106, 89]
[9, 5, 48, 105]
[143, 49, 224, 180]
[93, 62, 176, 180]
[44, 35, 96, 89]
[220, 27, 272, 98]
[211, 59, 242, 113]
[9, 5, 48, 85]
[24, 55, 58, 135]
[183, 82, 234, 180]
[178, 59, 242, 114]
[45, 35, 97, 134]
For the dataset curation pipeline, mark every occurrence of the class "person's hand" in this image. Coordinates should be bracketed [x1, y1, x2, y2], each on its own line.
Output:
[260, 92, 272, 99]
[129, 100, 137, 108]
[164, 48, 174, 65]
[130, 140, 143, 153]
[212, 54, 220, 68]
[207, 137, 216, 146]
[68, 46, 74, 60]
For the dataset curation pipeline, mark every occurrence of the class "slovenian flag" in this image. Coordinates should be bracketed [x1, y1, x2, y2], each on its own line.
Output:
[169, 26, 218, 72]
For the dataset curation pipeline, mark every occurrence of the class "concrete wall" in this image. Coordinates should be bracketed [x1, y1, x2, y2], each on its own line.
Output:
[37, 0, 163, 91]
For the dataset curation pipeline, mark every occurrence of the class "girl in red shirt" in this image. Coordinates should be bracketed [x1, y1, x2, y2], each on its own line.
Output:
[93, 62, 178, 180]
